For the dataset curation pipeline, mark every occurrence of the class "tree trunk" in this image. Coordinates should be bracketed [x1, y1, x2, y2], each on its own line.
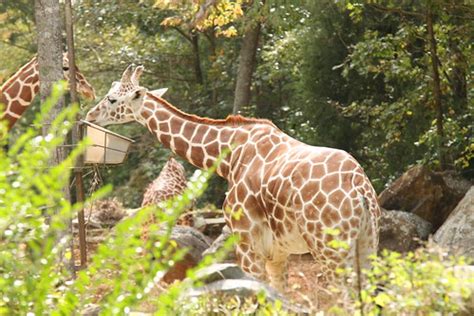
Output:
[35, 0, 72, 270]
[190, 32, 204, 85]
[35, 0, 65, 137]
[232, 22, 261, 115]
[35, 0, 69, 184]
[426, 9, 447, 170]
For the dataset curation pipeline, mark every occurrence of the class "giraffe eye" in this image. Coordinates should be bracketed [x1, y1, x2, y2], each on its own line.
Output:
[63, 67, 69, 71]
[107, 97, 117, 104]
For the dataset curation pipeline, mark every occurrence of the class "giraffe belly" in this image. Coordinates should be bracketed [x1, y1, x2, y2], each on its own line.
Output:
[273, 221, 309, 254]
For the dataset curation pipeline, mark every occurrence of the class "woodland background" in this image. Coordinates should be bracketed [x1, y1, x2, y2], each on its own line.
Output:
[1, 0, 472, 208]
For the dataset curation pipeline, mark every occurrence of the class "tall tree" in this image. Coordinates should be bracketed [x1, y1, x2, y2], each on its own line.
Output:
[34, 0, 72, 270]
[232, 21, 261, 114]
[34, 0, 64, 136]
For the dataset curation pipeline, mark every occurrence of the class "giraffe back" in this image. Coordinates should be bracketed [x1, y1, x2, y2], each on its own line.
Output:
[141, 157, 188, 207]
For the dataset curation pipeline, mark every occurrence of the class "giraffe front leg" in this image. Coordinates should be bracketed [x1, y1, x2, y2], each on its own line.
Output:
[235, 241, 266, 282]
[265, 252, 288, 292]
[224, 187, 272, 286]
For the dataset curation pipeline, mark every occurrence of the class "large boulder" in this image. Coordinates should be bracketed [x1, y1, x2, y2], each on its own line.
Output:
[379, 209, 432, 253]
[193, 263, 251, 284]
[433, 186, 474, 259]
[378, 166, 471, 230]
[182, 279, 311, 314]
[202, 225, 236, 262]
[162, 226, 212, 283]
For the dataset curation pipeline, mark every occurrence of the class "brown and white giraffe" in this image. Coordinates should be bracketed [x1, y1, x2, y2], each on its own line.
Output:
[142, 156, 188, 207]
[1, 54, 96, 130]
[86, 65, 381, 291]
[142, 156, 196, 231]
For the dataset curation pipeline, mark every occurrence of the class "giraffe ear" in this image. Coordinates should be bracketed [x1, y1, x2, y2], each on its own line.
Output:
[131, 87, 147, 101]
[150, 88, 168, 98]
[130, 87, 147, 110]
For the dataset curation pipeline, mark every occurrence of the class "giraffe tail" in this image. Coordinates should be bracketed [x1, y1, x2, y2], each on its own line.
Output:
[353, 192, 376, 303]
[354, 192, 379, 269]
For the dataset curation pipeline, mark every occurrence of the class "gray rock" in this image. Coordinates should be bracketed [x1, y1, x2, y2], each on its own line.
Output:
[194, 263, 251, 284]
[433, 187, 474, 259]
[202, 225, 236, 262]
[183, 279, 311, 314]
[379, 209, 433, 253]
[81, 304, 100, 316]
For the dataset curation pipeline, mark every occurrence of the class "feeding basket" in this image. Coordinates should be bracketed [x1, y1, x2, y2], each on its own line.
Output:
[80, 120, 134, 165]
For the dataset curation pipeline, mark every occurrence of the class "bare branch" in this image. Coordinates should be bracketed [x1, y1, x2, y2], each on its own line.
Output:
[172, 26, 193, 43]
[369, 3, 424, 19]
[192, 0, 218, 27]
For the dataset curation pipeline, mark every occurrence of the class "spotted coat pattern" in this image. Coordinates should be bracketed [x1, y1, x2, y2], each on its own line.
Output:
[141, 157, 195, 231]
[1, 55, 96, 130]
[86, 65, 381, 291]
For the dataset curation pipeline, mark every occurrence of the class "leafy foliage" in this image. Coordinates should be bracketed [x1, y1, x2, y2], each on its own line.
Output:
[0, 0, 472, 202]
[357, 246, 473, 315]
[0, 83, 97, 314]
[0, 87, 234, 314]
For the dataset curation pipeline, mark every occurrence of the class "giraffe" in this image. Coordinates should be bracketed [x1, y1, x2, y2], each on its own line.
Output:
[86, 65, 381, 292]
[142, 156, 188, 207]
[1, 54, 96, 130]
[141, 156, 196, 237]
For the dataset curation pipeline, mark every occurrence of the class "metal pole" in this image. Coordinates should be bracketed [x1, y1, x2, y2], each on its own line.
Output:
[65, 0, 87, 269]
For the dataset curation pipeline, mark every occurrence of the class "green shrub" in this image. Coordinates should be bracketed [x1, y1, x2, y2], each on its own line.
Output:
[358, 245, 472, 315]
[0, 82, 92, 314]
[329, 239, 473, 315]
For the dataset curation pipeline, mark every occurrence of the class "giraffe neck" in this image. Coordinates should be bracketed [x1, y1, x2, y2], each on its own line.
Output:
[0, 57, 39, 130]
[137, 93, 273, 179]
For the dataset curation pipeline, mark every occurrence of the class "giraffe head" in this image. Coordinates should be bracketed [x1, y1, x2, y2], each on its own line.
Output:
[62, 53, 96, 100]
[85, 65, 166, 126]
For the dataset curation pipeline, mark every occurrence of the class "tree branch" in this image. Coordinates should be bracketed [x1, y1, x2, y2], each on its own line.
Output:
[368, 3, 424, 19]
[192, 0, 218, 27]
[172, 26, 192, 43]
[0, 40, 31, 51]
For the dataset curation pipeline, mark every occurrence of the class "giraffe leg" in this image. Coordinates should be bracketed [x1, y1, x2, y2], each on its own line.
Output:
[298, 229, 348, 290]
[265, 251, 288, 292]
[235, 242, 266, 281]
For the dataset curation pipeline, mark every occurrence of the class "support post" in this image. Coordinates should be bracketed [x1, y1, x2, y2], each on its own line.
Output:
[65, 0, 87, 269]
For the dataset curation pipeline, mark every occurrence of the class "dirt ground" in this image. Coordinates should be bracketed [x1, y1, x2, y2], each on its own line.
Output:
[72, 202, 327, 311]
[286, 254, 323, 308]
[74, 234, 326, 311]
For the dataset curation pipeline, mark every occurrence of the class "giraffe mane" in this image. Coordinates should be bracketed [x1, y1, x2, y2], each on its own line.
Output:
[146, 92, 278, 128]
[0, 56, 37, 91]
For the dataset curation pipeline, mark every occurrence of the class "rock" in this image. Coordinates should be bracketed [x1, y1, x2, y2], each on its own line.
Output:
[202, 225, 236, 262]
[379, 209, 433, 253]
[433, 187, 474, 259]
[162, 226, 212, 283]
[82, 199, 126, 227]
[81, 304, 100, 316]
[439, 171, 472, 198]
[378, 166, 471, 230]
[194, 263, 250, 284]
[183, 279, 311, 314]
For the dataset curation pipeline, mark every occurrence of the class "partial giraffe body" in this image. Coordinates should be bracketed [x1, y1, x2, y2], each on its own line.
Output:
[0, 54, 96, 130]
[141, 157, 195, 237]
[86, 65, 381, 292]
